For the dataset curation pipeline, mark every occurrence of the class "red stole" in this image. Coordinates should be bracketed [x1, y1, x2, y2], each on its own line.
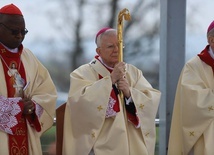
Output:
[198, 45, 214, 73]
[95, 56, 139, 126]
[98, 74, 120, 116]
[0, 44, 29, 155]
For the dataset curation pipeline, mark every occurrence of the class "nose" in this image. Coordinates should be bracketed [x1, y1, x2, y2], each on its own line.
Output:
[16, 32, 23, 37]
[114, 45, 119, 51]
[114, 44, 125, 51]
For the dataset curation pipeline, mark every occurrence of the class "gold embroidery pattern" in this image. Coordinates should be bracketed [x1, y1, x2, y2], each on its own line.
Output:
[1, 48, 6, 53]
[139, 104, 144, 109]
[40, 122, 44, 127]
[189, 131, 195, 136]
[145, 132, 150, 137]
[15, 127, 26, 136]
[97, 105, 103, 111]
[208, 106, 214, 111]
[91, 132, 95, 138]
[11, 137, 27, 155]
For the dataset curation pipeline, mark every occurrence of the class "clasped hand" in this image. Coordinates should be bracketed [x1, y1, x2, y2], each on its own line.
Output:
[18, 85, 34, 115]
[111, 62, 130, 98]
[21, 97, 35, 115]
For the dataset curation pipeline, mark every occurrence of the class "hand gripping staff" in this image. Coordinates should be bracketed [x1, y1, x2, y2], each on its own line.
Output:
[117, 8, 131, 100]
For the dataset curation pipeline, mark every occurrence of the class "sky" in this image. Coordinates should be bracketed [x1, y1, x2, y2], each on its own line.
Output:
[0, 0, 213, 61]
[186, 0, 214, 60]
[0, 1, 55, 59]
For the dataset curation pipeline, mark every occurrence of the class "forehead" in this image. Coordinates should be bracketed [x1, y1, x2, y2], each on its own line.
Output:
[101, 31, 117, 42]
[208, 28, 214, 37]
[103, 30, 116, 37]
[0, 14, 25, 25]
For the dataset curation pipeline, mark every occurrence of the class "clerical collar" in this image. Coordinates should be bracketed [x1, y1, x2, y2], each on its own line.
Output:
[0, 43, 18, 53]
[208, 46, 214, 60]
[97, 56, 114, 70]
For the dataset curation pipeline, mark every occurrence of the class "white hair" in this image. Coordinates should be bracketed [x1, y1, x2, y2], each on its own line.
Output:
[96, 29, 117, 47]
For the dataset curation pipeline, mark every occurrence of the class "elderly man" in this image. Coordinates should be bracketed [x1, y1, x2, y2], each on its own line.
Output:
[62, 27, 161, 155]
[168, 21, 214, 155]
[0, 4, 57, 155]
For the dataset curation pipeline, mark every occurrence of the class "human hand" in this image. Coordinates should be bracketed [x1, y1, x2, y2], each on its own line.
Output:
[21, 97, 35, 115]
[117, 76, 131, 98]
[111, 62, 126, 84]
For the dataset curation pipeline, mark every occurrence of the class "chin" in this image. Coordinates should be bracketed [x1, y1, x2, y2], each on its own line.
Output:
[10, 43, 22, 49]
[114, 60, 119, 63]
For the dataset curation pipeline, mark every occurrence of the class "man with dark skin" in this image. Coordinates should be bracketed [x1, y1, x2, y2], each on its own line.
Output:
[0, 4, 57, 155]
[0, 6, 34, 115]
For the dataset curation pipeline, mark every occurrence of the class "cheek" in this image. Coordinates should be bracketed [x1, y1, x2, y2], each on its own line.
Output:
[210, 45, 214, 51]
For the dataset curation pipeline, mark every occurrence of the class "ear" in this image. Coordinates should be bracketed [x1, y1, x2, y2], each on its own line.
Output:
[96, 47, 101, 55]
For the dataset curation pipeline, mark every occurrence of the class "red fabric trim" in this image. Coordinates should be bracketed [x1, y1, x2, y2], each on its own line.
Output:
[0, 44, 30, 155]
[9, 101, 28, 155]
[97, 56, 120, 114]
[126, 111, 139, 127]
[98, 74, 120, 114]
[25, 104, 41, 132]
[96, 55, 139, 126]
[198, 45, 214, 73]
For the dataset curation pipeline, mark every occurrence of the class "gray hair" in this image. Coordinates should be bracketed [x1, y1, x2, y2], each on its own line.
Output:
[96, 29, 117, 47]
[207, 28, 214, 38]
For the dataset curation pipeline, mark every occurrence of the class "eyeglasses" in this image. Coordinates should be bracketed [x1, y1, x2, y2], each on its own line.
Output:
[0, 23, 28, 36]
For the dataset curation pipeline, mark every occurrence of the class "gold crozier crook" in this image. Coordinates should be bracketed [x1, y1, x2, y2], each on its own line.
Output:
[117, 8, 131, 100]
[117, 8, 131, 62]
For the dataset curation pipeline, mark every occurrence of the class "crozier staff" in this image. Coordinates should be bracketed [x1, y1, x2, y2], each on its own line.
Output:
[62, 27, 161, 155]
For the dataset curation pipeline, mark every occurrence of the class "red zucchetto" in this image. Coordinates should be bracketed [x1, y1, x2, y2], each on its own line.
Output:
[95, 27, 112, 43]
[0, 4, 23, 16]
[207, 21, 214, 34]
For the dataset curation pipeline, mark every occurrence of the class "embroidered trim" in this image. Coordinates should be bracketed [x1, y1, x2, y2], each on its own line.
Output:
[34, 101, 43, 118]
[106, 96, 117, 118]
[0, 96, 21, 134]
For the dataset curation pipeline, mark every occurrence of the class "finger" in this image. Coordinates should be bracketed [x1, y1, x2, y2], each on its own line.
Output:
[27, 105, 35, 114]
[28, 102, 35, 109]
[28, 108, 33, 114]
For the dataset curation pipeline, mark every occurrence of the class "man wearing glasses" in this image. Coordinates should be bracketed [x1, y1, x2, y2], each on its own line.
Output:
[62, 28, 161, 155]
[0, 4, 57, 155]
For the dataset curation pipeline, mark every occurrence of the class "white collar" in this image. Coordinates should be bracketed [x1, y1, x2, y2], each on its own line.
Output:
[1, 43, 18, 53]
[97, 56, 114, 70]
[208, 46, 214, 60]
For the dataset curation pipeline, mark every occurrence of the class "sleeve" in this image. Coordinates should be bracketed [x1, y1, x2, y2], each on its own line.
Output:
[124, 99, 140, 128]
[68, 66, 112, 138]
[22, 49, 57, 133]
[127, 66, 161, 130]
[179, 62, 214, 153]
[24, 101, 43, 132]
[128, 65, 161, 154]
[0, 95, 23, 135]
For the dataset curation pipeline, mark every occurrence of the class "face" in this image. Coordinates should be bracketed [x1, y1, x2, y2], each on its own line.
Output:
[208, 35, 214, 51]
[0, 14, 27, 49]
[96, 31, 119, 68]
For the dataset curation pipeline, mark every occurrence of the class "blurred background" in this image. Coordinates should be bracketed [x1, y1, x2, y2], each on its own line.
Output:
[0, 0, 213, 154]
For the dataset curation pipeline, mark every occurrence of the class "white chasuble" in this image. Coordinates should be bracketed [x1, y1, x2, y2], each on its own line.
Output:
[63, 58, 161, 155]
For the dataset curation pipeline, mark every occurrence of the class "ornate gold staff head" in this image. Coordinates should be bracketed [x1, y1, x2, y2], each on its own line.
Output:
[117, 8, 131, 62]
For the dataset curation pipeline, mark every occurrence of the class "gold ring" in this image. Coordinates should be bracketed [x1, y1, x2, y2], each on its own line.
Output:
[28, 109, 32, 113]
